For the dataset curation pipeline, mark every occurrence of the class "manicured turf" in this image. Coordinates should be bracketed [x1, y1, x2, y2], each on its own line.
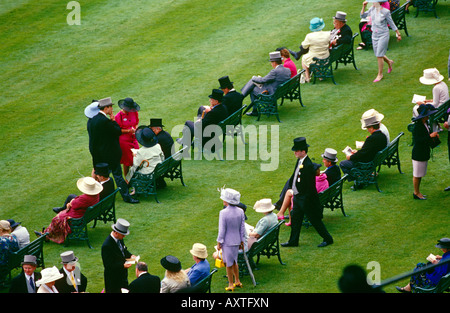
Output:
[0, 0, 449, 294]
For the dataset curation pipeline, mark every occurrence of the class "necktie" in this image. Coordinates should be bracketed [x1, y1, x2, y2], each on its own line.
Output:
[29, 277, 35, 292]
[118, 240, 125, 256]
[70, 272, 78, 291]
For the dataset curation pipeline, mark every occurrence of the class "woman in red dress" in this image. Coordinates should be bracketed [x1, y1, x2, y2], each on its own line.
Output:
[37, 177, 103, 244]
[115, 97, 141, 180]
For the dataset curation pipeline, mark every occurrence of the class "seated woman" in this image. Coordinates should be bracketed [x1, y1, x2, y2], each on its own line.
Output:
[125, 126, 164, 183]
[396, 238, 450, 293]
[280, 48, 298, 78]
[299, 17, 331, 83]
[247, 199, 278, 249]
[0, 220, 19, 281]
[160, 255, 191, 293]
[35, 176, 103, 244]
[276, 163, 328, 226]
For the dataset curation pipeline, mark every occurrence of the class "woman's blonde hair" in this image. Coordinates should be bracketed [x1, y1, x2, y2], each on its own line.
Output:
[165, 269, 188, 282]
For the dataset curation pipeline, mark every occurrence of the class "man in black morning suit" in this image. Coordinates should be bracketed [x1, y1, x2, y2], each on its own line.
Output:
[8, 255, 41, 293]
[54, 251, 88, 293]
[88, 97, 138, 204]
[218, 76, 243, 116]
[101, 218, 137, 293]
[281, 137, 334, 248]
[128, 262, 160, 293]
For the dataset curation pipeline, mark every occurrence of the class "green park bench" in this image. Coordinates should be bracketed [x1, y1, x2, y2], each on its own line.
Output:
[128, 147, 187, 203]
[65, 188, 120, 248]
[237, 220, 285, 281]
[350, 132, 404, 192]
[413, 272, 450, 293]
[310, 33, 359, 85]
[253, 70, 305, 122]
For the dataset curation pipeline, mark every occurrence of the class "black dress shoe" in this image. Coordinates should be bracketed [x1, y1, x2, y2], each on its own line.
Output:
[445, 186, 450, 192]
[245, 111, 258, 117]
[317, 241, 333, 247]
[281, 242, 298, 247]
[413, 193, 427, 200]
[396, 286, 411, 293]
[124, 197, 140, 204]
[53, 207, 63, 214]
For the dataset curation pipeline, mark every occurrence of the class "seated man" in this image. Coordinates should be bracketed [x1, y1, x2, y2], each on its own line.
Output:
[93, 163, 116, 200]
[241, 51, 291, 116]
[339, 114, 388, 183]
[149, 118, 174, 159]
[179, 89, 228, 152]
[321, 148, 342, 186]
[185, 243, 210, 286]
[329, 11, 353, 48]
[218, 76, 243, 116]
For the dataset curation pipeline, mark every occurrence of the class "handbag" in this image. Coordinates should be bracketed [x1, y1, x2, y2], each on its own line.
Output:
[430, 136, 441, 149]
[214, 249, 225, 268]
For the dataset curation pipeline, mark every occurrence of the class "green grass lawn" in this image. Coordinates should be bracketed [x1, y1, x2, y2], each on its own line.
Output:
[0, 0, 449, 295]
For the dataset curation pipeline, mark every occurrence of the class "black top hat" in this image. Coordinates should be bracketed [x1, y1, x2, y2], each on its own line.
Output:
[291, 137, 310, 151]
[136, 127, 158, 148]
[7, 219, 20, 228]
[435, 238, 450, 249]
[412, 104, 438, 122]
[94, 163, 110, 177]
[209, 89, 224, 102]
[160, 255, 182, 272]
[118, 97, 141, 112]
[149, 118, 164, 128]
[218, 76, 234, 89]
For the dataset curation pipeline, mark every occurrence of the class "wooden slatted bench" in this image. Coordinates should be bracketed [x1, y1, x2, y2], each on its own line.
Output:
[65, 188, 120, 248]
[237, 220, 285, 280]
[310, 33, 359, 85]
[129, 147, 187, 203]
[2, 233, 48, 285]
[350, 132, 404, 192]
[253, 70, 305, 122]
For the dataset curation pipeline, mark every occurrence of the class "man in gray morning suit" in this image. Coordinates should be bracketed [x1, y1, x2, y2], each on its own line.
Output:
[241, 51, 291, 116]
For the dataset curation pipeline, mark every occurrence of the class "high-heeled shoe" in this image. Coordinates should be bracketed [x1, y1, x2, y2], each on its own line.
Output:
[277, 215, 284, 220]
[225, 286, 235, 291]
[388, 61, 394, 73]
[233, 282, 243, 288]
[373, 76, 383, 83]
[285, 222, 291, 226]
[413, 193, 427, 200]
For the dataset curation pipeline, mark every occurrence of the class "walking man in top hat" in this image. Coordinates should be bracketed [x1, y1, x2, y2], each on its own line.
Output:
[88, 97, 139, 204]
[241, 51, 291, 116]
[281, 137, 334, 248]
[101, 218, 137, 293]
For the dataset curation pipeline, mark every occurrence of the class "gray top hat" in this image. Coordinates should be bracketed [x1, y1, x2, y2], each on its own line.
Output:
[269, 51, 282, 62]
[21, 255, 38, 266]
[334, 11, 347, 22]
[321, 148, 338, 162]
[60, 251, 78, 264]
[97, 97, 114, 108]
[112, 218, 130, 235]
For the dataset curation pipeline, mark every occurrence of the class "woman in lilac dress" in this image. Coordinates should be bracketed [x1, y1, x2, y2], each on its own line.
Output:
[216, 188, 246, 291]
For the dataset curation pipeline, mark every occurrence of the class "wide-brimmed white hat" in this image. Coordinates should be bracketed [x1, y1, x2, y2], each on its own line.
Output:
[360, 109, 384, 129]
[77, 177, 103, 195]
[219, 187, 241, 205]
[84, 101, 100, 118]
[253, 199, 275, 213]
[190, 243, 208, 259]
[36, 266, 64, 286]
[419, 68, 444, 85]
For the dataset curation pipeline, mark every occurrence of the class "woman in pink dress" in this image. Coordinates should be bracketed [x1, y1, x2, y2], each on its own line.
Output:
[115, 97, 141, 179]
[37, 177, 103, 244]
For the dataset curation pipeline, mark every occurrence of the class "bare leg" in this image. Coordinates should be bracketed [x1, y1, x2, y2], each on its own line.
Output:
[383, 56, 394, 73]
[413, 176, 424, 198]
[232, 263, 241, 287]
[374, 57, 384, 81]
[302, 61, 311, 82]
[225, 265, 235, 289]
[277, 190, 293, 219]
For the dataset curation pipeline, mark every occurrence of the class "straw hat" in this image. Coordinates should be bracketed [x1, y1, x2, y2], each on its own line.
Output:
[419, 68, 444, 85]
[76, 177, 103, 195]
[0, 220, 11, 232]
[253, 199, 275, 213]
[361, 109, 384, 130]
[189, 243, 208, 259]
[36, 266, 64, 286]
